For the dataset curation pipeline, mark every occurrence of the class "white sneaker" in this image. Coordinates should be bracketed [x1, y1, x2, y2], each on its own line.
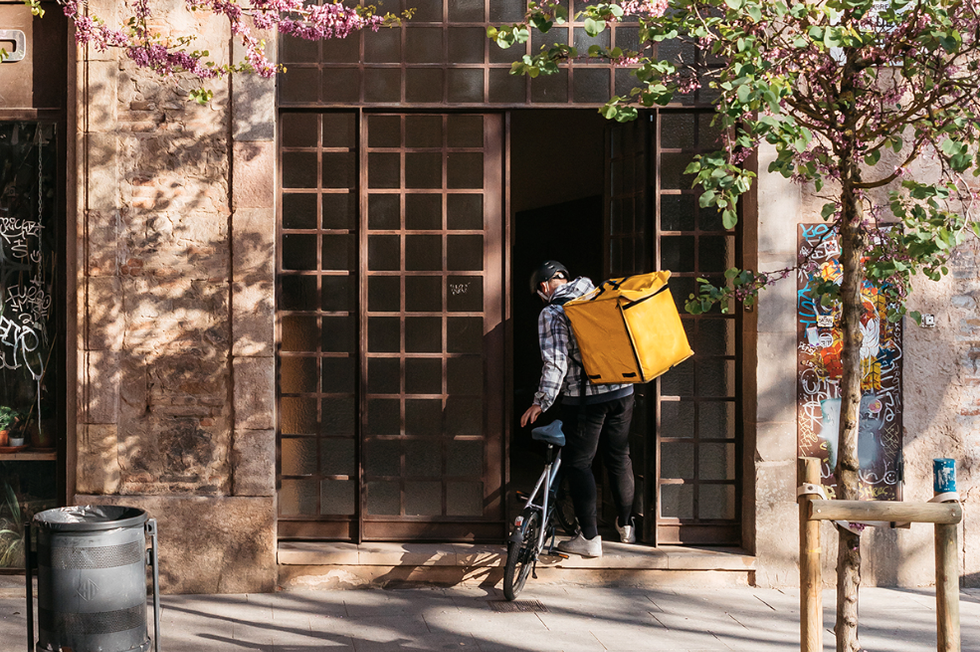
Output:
[616, 517, 636, 543]
[557, 532, 602, 558]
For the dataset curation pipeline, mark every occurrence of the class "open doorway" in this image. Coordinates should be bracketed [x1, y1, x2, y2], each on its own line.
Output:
[508, 108, 744, 547]
[508, 109, 609, 527]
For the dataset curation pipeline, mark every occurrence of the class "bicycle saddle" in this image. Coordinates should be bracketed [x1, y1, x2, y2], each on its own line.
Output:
[531, 420, 565, 447]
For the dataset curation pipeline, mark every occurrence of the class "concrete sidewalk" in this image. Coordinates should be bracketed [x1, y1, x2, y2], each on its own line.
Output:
[1, 583, 978, 651]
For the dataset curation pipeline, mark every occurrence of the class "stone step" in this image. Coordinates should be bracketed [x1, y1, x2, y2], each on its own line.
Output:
[277, 541, 756, 590]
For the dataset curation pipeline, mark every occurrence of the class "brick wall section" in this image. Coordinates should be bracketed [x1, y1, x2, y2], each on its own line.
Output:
[76, 0, 277, 592]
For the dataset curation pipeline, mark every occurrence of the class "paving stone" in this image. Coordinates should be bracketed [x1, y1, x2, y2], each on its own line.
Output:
[350, 632, 480, 651]
[5, 584, 980, 652]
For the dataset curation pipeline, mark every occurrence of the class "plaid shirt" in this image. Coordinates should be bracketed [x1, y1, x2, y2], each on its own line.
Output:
[533, 277, 632, 411]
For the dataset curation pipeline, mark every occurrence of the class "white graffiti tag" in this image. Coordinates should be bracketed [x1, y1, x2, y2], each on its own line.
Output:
[0, 313, 42, 377]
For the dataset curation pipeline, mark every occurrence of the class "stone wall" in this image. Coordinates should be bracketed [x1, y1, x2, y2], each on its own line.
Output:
[75, 0, 277, 593]
[753, 141, 976, 588]
[903, 239, 980, 587]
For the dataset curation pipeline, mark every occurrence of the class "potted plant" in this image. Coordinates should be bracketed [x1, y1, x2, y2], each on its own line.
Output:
[0, 407, 24, 447]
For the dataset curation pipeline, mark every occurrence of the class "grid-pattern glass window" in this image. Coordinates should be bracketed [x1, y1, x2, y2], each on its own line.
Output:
[655, 110, 739, 544]
[278, 0, 717, 108]
[362, 113, 493, 529]
[602, 111, 739, 545]
[279, 112, 360, 537]
[277, 111, 505, 541]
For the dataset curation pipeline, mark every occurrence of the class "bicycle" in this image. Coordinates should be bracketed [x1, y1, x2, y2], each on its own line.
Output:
[503, 419, 578, 601]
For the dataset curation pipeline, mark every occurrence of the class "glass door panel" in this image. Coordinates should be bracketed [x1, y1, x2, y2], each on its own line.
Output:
[277, 111, 505, 541]
[360, 113, 503, 541]
[603, 110, 741, 546]
[655, 110, 740, 545]
[0, 122, 61, 568]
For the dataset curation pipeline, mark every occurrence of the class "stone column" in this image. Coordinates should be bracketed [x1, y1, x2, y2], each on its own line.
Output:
[752, 143, 810, 587]
[75, 1, 277, 593]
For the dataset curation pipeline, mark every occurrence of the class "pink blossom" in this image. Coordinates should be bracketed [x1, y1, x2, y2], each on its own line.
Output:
[620, 0, 670, 18]
[61, 0, 394, 88]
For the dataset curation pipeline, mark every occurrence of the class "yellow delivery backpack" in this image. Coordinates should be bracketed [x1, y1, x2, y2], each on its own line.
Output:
[562, 271, 694, 384]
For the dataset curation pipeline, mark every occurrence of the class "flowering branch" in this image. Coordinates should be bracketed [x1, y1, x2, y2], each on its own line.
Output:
[25, 0, 409, 103]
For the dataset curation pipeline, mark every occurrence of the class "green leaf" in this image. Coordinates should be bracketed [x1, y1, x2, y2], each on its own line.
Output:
[189, 88, 213, 105]
[864, 149, 881, 166]
[737, 83, 752, 103]
[530, 16, 553, 32]
[600, 103, 619, 120]
[584, 17, 605, 37]
[722, 209, 738, 229]
[820, 202, 837, 219]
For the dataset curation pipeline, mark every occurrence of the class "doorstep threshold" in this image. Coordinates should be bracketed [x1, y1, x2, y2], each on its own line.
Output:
[278, 540, 755, 571]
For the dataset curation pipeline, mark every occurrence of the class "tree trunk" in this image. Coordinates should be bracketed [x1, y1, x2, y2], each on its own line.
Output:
[835, 179, 866, 652]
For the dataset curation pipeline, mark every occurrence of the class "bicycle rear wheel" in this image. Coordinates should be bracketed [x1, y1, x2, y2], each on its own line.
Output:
[503, 509, 540, 600]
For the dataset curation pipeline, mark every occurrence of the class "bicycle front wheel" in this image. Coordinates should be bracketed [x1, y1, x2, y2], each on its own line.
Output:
[503, 509, 540, 601]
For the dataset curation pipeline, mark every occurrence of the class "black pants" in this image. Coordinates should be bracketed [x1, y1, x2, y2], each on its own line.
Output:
[560, 394, 635, 540]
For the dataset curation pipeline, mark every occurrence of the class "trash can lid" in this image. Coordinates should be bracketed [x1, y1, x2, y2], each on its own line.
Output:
[34, 506, 148, 531]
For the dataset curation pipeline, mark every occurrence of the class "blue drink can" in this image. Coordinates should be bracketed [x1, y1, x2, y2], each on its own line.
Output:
[933, 458, 956, 494]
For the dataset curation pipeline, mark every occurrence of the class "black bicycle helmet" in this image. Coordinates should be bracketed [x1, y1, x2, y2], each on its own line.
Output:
[529, 260, 569, 294]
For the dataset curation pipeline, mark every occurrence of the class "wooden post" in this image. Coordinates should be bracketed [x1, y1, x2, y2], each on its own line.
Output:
[934, 458, 960, 652]
[935, 520, 960, 652]
[798, 457, 822, 652]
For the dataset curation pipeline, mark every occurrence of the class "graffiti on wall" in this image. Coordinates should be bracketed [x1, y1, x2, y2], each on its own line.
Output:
[797, 223, 903, 500]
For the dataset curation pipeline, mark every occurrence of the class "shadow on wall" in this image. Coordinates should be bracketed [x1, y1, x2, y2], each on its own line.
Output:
[79, 63, 275, 592]
[755, 254, 959, 588]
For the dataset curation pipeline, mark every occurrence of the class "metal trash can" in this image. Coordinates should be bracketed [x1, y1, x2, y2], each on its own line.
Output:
[26, 506, 161, 652]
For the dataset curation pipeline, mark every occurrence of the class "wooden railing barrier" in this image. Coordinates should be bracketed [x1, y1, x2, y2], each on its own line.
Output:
[797, 456, 963, 652]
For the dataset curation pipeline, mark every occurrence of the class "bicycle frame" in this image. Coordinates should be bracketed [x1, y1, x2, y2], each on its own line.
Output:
[519, 445, 562, 553]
